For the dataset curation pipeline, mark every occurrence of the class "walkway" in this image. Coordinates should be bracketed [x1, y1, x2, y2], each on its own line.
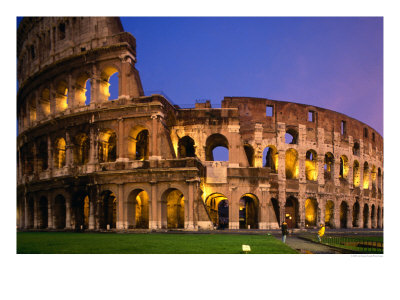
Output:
[284, 236, 341, 254]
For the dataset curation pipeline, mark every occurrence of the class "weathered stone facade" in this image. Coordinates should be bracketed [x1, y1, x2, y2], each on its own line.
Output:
[17, 17, 383, 231]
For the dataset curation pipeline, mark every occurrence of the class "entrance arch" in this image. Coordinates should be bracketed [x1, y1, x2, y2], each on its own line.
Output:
[285, 196, 299, 228]
[99, 190, 117, 229]
[363, 204, 369, 228]
[239, 194, 259, 229]
[178, 136, 196, 158]
[54, 195, 66, 229]
[205, 193, 229, 229]
[305, 198, 318, 227]
[325, 200, 334, 228]
[352, 201, 360, 228]
[71, 192, 90, 229]
[340, 201, 348, 228]
[38, 196, 48, 229]
[161, 188, 185, 229]
[127, 189, 149, 229]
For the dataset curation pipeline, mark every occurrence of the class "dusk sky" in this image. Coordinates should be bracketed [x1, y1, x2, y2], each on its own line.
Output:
[120, 17, 383, 135]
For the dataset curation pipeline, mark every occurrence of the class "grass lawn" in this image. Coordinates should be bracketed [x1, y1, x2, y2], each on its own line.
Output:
[17, 232, 298, 254]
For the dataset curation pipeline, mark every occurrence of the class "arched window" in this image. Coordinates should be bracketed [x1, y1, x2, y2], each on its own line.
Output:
[100, 66, 119, 101]
[74, 133, 90, 165]
[324, 152, 334, 180]
[128, 126, 149, 160]
[98, 130, 117, 163]
[353, 142, 360, 156]
[285, 128, 298, 144]
[178, 136, 196, 158]
[285, 148, 299, 179]
[353, 160, 360, 187]
[55, 80, 68, 112]
[244, 144, 254, 167]
[305, 150, 318, 181]
[205, 133, 229, 161]
[40, 88, 50, 117]
[54, 138, 66, 168]
[263, 146, 278, 172]
[363, 162, 370, 189]
[339, 155, 349, 179]
[75, 73, 91, 106]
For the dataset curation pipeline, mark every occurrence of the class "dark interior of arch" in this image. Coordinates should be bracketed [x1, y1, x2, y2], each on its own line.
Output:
[244, 144, 254, 167]
[178, 136, 196, 158]
[136, 129, 149, 160]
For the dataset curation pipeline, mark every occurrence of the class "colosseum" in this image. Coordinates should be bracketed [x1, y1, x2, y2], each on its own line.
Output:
[17, 17, 383, 232]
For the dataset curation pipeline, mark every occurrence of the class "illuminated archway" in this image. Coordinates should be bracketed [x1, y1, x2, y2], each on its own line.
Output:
[285, 196, 299, 228]
[239, 194, 259, 229]
[71, 192, 90, 229]
[352, 201, 360, 228]
[100, 66, 119, 101]
[162, 188, 185, 229]
[54, 195, 66, 229]
[40, 88, 50, 117]
[325, 200, 334, 228]
[353, 160, 360, 187]
[178, 136, 196, 158]
[73, 133, 89, 165]
[305, 150, 318, 181]
[99, 190, 117, 229]
[205, 133, 229, 161]
[205, 193, 229, 229]
[305, 198, 318, 227]
[339, 155, 349, 179]
[363, 162, 370, 189]
[127, 189, 149, 229]
[75, 73, 91, 106]
[263, 145, 278, 172]
[371, 165, 377, 189]
[324, 152, 334, 180]
[55, 80, 68, 112]
[363, 204, 369, 228]
[128, 126, 149, 160]
[340, 201, 348, 228]
[54, 137, 66, 168]
[98, 130, 117, 162]
[285, 148, 299, 179]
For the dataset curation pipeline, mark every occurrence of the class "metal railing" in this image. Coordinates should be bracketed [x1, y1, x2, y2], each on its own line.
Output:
[321, 235, 383, 254]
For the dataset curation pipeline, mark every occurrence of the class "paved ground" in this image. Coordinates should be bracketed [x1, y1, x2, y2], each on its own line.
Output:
[283, 236, 341, 254]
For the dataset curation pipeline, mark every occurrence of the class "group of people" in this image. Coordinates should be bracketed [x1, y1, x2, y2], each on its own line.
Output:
[281, 221, 325, 243]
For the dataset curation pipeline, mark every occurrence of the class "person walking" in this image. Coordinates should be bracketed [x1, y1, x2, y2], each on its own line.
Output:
[317, 223, 325, 243]
[281, 221, 289, 243]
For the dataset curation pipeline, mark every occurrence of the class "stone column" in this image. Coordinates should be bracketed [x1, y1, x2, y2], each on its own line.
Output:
[185, 180, 195, 230]
[150, 181, 159, 229]
[229, 186, 239, 229]
[298, 150, 306, 183]
[278, 182, 286, 226]
[149, 113, 162, 160]
[228, 125, 240, 167]
[65, 194, 71, 229]
[117, 184, 125, 229]
[347, 201, 352, 229]
[333, 199, 340, 229]
[65, 130, 73, 169]
[88, 186, 96, 230]
[67, 74, 75, 109]
[366, 204, 371, 229]
[33, 197, 38, 229]
[116, 118, 128, 162]
[47, 193, 53, 229]
[259, 184, 270, 229]
[318, 156, 325, 186]
[334, 154, 341, 187]
[24, 196, 29, 229]
[49, 82, 56, 116]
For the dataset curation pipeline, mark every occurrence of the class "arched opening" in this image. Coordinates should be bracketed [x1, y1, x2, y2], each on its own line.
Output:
[54, 195, 66, 229]
[54, 137, 66, 169]
[40, 88, 50, 117]
[285, 128, 298, 144]
[285, 196, 299, 228]
[127, 126, 149, 160]
[162, 188, 185, 229]
[71, 193, 90, 229]
[75, 73, 91, 106]
[305, 198, 318, 227]
[205, 193, 229, 229]
[371, 204, 376, 228]
[271, 198, 280, 225]
[27, 197, 34, 228]
[38, 196, 48, 229]
[353, 142, 360, 156]
[244, 144, 254, 167]
[352, 201, 360, 227]
[305, 150, 318, 181]
[285, 148, 299, 179]
[239, 194, 259, 229]
[339, 155, 349, 180]
[99, 191, 117, 229]
[205, 133, 229, 161]
[325, 200, 334, 228]
[28, 97, 37, 123]
[98, 130, 117, 163]
[324, 152, 334, 180]
[363, 204, 369, 228]
[178, 136, 196, 158]
[340, 201, 348, 228]
[37, 140, 48, 172]
[353, 160, 360, 187]
[100, 66, 119, 101]
[55, 80, 68, 112]
[73, 133, 89, 165]
[127, 189, 149, 229]
[263, 145, 278, 172]
[371, 165, 377, 189]
[377, 206, 381, 228]
[363, 162, 370, 189]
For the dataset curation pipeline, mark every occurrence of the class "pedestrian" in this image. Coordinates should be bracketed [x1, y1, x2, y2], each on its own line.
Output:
[281, 221, 289, 243]
[317, 223, 325, 243]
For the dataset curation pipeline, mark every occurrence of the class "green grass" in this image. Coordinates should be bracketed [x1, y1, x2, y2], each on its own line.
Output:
[17, 232, 298, 254]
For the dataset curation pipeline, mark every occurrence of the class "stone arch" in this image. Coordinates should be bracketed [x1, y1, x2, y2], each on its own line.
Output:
[38, 196, 48, 229]
[75, 72, 91, 106]
[127, 125, 149, 160]
[54, 194, 66, 229]
[178, 136, 196, 158]
[363, 162, 370, 189]
[205, 133, 229, 161]
[271, 197, 280, 225]
[363, 203, 369, 228]
[98, 129, 117, 162]
[55, 79, 68, 112]
[161, 188, 185, 229]
[305, 197, 318, 227]
[324, 152, 334, 181]
[263, 145, 278, 172]
[127, 188, 150, 229]
[54, 137, 66, 168]
[239, 193, 259, 229]
[285, 127, 298, 144]
[28, 95, 37, 123]
[340, 201, 348, 228]
[371, 165, 377, 189]
[100, 64, 120, 101]
[285, 196, 299, 228]
[339, 155, 349, 179]
[73, 133, 90, 165]
[353, 160, 360, 187]
[99, 190, 117, 229]
[353, 141, 360, 156]
[39, 87, 51, 117]
[243, 144, 254, 167]
[352, 200, 361, 227]
[71, 191, 90, 229]
[325, 200, 334, 228]
[205, 193, 229, 229]
[285, 148, 299, 179]
[37, 138, 48, 172]
[305, 149, 318, 181]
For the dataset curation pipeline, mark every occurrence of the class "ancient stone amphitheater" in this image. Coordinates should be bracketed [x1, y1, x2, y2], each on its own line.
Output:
[17, 17, 383, 231]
